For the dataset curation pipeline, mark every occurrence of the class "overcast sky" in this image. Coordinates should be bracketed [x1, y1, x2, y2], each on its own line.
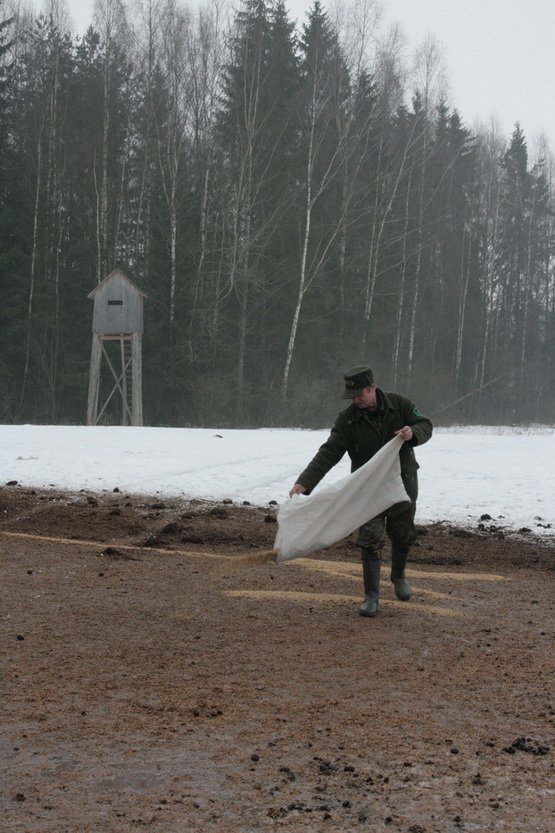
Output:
[54, 0, 554, 153]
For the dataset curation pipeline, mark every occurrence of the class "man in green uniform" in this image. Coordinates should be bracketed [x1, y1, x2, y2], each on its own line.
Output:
[289, 366, 433, 617]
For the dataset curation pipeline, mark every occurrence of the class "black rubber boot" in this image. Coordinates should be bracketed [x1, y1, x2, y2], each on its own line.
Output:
[390, 546, 411, 601]
[359, 551, 381, 617]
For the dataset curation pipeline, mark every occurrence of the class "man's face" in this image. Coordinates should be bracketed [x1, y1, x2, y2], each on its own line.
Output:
[352, 384, 377, 409]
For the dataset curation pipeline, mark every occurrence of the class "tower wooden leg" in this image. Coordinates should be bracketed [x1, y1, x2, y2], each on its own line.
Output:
[87, 334, 102, 425]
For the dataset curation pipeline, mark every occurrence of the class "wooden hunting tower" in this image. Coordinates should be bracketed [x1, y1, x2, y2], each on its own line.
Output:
[86, 269, 146, 426]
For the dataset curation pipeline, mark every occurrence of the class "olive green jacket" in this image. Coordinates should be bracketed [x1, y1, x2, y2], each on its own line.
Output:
[296, 390, 433, 493]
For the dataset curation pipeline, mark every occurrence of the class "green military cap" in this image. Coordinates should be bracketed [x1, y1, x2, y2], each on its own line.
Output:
[341, 365, 375, 398]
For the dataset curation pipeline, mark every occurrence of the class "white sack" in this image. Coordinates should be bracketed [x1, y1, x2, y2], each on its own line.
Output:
[274, 436, 409, 562]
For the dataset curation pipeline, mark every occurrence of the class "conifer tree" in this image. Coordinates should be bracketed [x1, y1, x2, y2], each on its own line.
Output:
[216, 0, 300, 420]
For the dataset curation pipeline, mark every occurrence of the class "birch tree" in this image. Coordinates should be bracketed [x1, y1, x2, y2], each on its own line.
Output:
[405, 36, 446, 382]
[93, 0, 128, 281]
[16, 15, 74, 419]
[281, 1, 349, 399]
[218, 0, 299, 418]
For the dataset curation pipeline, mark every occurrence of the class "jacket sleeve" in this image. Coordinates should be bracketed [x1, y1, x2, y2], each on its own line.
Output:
[295, 419, 349, 493]
[404, 400, 433, 447]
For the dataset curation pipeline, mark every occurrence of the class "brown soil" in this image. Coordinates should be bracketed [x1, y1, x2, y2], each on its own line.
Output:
[1, 484, 554, 833]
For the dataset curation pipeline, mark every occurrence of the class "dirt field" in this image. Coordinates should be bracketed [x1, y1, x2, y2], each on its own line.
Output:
[1, 484, 554, 833]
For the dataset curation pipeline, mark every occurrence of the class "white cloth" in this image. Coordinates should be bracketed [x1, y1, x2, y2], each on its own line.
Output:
[274, 436, 410, 562]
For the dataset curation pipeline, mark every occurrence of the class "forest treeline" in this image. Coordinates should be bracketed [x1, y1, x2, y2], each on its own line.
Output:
[0, 0, 553, 427]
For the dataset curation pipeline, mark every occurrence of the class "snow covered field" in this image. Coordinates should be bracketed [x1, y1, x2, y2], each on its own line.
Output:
[2, 424, 554, 537]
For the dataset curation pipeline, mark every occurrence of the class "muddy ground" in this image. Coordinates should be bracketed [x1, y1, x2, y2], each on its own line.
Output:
[1, 484, 554, 833]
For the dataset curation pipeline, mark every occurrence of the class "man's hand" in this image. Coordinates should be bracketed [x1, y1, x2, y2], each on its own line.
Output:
[289, 483, 307, 498]
[394, 426, 413, 442]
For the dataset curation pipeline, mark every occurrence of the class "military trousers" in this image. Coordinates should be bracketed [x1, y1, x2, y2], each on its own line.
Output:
[355, 471, 418, 552]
